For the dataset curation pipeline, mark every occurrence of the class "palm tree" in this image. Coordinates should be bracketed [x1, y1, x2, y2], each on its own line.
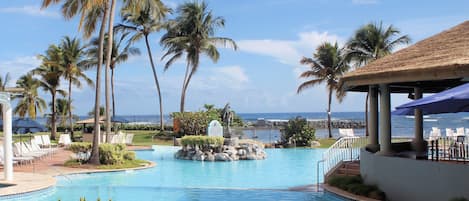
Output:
[346, 22, 410, 136]
[60, 36, 94, 140]
[13, 74, 47, 120]
[42, 0, 109, 165]
[33, 45, 67, 140]
[161, 1, 237, 113]
[52, 98, 71, 128]
[0, 72, 11, 119]
[298, 42, 350, 138]
[85, 32, 140, 131]
[116, 0, 170, 131]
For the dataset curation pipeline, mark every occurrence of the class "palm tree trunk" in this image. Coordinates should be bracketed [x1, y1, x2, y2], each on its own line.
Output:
[51, 91, 57, 140]
[181, 65, 196, 114]
[180, 63, 191, 113]
[327, 88, 333, 138]
[104, 0, 116, 142]
[111, 67, 116, 132]
[68, 77, 74, 140]
[89, 2, 109, 165]
[144, 35, 165, 131]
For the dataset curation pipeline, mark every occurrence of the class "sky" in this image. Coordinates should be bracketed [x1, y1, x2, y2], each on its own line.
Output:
[1, 0, 469, 116]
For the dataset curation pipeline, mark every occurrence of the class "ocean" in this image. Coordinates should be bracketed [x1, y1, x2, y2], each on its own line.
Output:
[28, 112, 469, 143]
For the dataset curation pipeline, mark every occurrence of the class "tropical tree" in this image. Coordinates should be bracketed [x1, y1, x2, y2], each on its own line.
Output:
[0, 72, 11, 119]
[42, 0, 109, 164]
[60, 36, 94, 139]
[116, 0, 170, 131]
[161, 1, 237, 113]
[33, 45, 67, 140]
[52, 98, 71, 128]
[13, 74, 47, 120]
[85, 32, 140, 130]
[346, 22, 410, 136]
[298, 42, 350, 138]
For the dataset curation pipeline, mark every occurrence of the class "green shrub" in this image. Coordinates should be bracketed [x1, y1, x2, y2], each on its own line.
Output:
[281, 117, 316, 146]
[181, 136, 224, 147]
[99, 144, 125, 165]
[328, 175, 385, 200]
[68, 142, 92, 153]
[123, 151, 136, 161]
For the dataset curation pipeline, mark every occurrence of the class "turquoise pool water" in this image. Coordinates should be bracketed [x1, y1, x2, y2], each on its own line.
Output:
[3, 146, 344, 201]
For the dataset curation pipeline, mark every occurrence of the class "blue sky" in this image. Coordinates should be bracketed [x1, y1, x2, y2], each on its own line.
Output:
[1, 0, 469, 116]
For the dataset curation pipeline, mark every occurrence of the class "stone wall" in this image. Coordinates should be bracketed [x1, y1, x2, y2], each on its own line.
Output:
[174, 138, 266, 162]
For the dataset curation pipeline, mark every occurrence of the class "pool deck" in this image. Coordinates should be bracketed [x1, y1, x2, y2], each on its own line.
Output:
[0, 146, 155, 197]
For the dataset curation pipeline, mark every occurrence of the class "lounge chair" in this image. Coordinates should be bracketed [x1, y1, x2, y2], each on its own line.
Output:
[125, 134, 134, 145]
[456, 127, 465, 136]
[13, 142, 44, 159]
[446, 128, 455, 138]
[339, 128, 355, 138]
[58, 134, 72, 147]
[429, 127, 441, 141]
[34, 135, 44, 147]
[41, 135, 57, 148]
[0, 146, 24, 165]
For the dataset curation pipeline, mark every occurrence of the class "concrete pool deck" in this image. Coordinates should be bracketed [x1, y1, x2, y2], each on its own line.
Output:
[0, 146, 155, 197]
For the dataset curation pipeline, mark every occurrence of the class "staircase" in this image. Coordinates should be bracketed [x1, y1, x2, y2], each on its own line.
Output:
[326, 161, 361, 181]
[316, 137, 367, 187]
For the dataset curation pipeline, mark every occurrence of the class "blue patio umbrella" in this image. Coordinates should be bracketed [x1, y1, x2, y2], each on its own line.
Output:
[11, 118, 47, 134]
[392, 83, 469, 115]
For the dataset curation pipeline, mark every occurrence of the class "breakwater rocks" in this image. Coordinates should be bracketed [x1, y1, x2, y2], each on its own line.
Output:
[174, 139, 267, 162]
[253, 119, 365, 129]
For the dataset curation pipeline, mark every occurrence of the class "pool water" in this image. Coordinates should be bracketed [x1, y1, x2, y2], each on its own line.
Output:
[3, 146, 345, 201]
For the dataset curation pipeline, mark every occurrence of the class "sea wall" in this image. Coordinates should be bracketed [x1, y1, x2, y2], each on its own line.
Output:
[252, 119, 365, 129]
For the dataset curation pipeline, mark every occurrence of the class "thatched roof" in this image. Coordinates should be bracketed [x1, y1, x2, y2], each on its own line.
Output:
[342, 21, 469, 92]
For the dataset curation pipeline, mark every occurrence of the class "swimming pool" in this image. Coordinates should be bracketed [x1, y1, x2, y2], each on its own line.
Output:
[3, 146, 345, 201]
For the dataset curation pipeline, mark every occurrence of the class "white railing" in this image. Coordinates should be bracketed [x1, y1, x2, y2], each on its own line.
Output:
[316, 136, 367, 188]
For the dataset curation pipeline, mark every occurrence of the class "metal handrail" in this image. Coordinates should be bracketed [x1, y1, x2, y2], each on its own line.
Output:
[316, 136, 367, 188]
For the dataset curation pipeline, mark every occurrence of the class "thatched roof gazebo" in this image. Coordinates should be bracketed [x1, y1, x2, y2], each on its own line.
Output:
[340, 21, 469, 201]
[342, 21, 469, 93]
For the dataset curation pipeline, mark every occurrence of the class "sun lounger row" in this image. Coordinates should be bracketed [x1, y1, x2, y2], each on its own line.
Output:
[110, 133, 134, 145]
[428, 127, 468, 141]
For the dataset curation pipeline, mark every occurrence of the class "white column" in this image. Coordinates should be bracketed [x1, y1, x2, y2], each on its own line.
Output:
[378, 84, 393, 156]
[3, 103, 13, 181]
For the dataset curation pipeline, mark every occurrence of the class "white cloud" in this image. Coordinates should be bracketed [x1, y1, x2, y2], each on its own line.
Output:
[237, 31, 344, 66]
[0, 5, 59, 18]
[191, 65, 249, 91]
[352, 0, 379, 5]
[0, 56, 41, 86]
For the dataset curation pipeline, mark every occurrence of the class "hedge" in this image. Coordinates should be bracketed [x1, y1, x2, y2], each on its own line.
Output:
[67, 143, 136, 165]
[181, 136, 224, 147]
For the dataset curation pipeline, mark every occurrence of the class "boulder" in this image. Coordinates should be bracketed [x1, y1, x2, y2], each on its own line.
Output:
[206, 153, 215, 161]
[310, 141, 321, 147]
[214, 153, 231, 161]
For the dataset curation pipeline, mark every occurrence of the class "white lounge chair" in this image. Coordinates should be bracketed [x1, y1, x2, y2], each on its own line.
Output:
[456, 127, 465, 136]
[429, 127, 441, 141]
[446, 128, 455, 138]
[34, 135, 44, 147]
[125, 134, 134, 145]
[339, 128, 355, 138]
[58, 134, 72, 147]
[41, 135, 57, 148]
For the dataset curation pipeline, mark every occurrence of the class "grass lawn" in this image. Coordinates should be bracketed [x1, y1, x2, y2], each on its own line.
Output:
[317, 138, 337, 148]
[124, 130, 173, 146]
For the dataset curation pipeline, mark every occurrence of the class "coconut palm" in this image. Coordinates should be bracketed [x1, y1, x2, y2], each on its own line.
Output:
[42, 0, 109, 164]
[60, 36, 94, 139]
[0, 72, 11, 119]
[33, 45, 67, 140]
[115, 0, 170, 131]
[161, 1, 237, 113]
[52, 98, 71, 128]
[85, 32, 140, 130]
[13, 74, 47, 120]
[346, 22, 410, 136]
[298, 42, 350, 138]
